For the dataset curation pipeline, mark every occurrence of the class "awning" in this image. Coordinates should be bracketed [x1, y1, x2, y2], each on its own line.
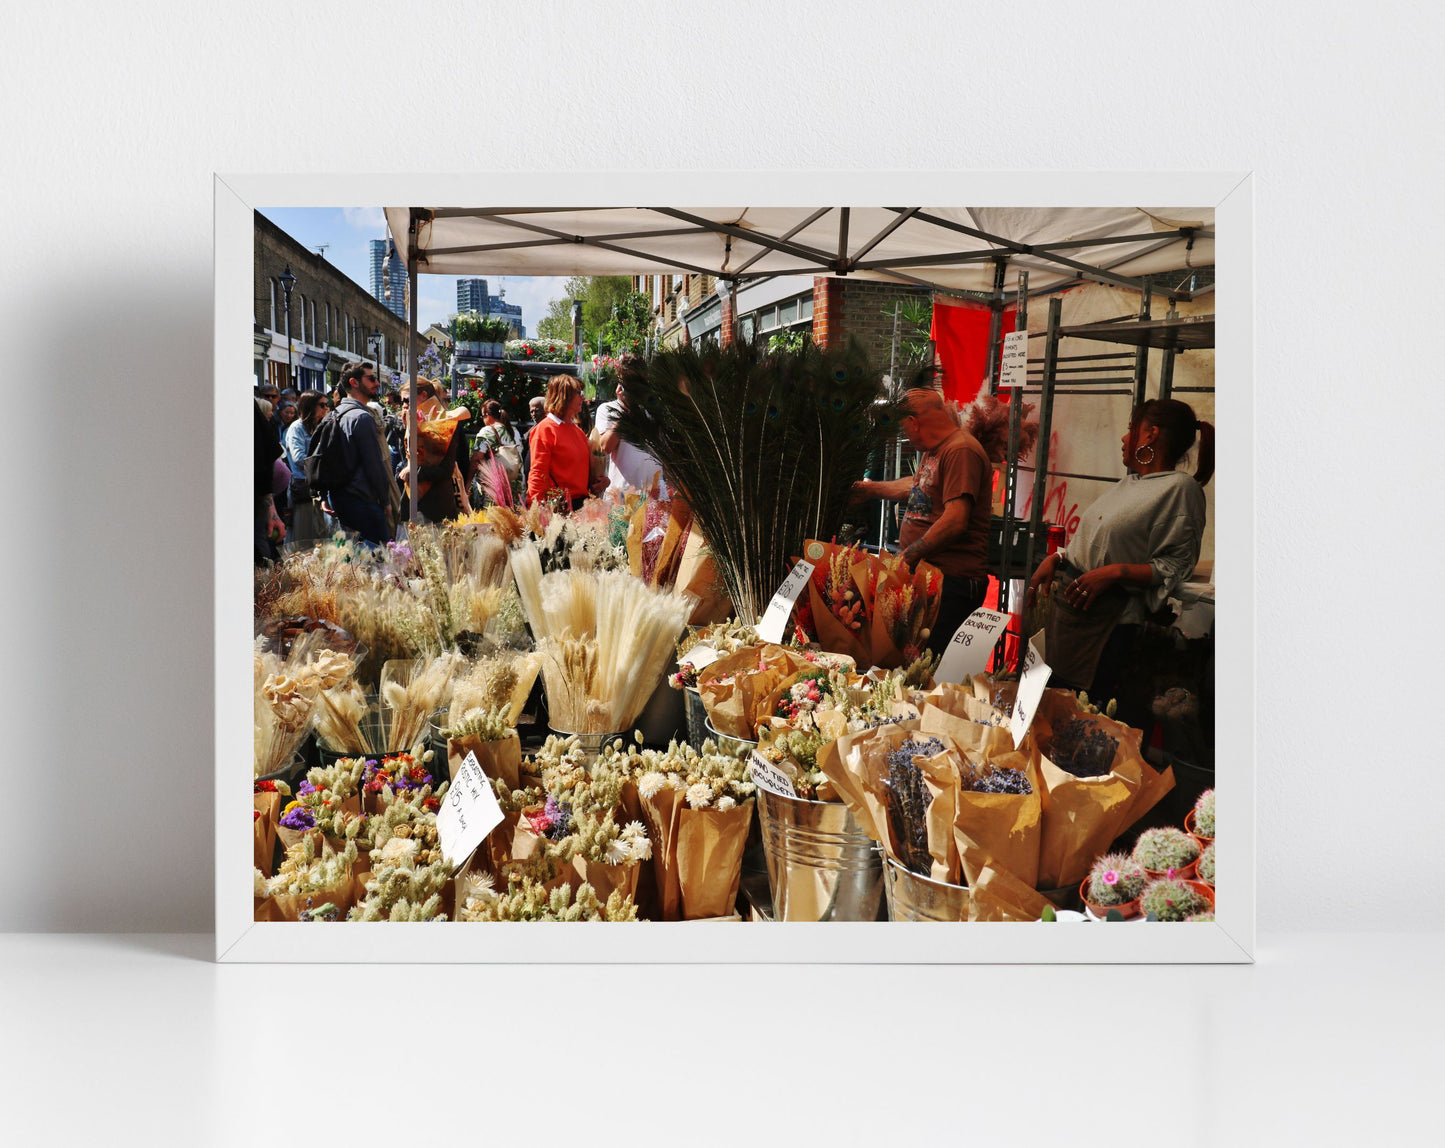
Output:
[300, 350, 329, 371]
[384, 206, 1214, 299]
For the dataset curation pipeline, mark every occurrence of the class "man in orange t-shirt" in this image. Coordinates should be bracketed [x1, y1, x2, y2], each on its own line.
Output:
[852, 383, 993, 657]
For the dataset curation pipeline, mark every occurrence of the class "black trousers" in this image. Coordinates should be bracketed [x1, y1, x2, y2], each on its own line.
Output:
[925, 574, 990, 660]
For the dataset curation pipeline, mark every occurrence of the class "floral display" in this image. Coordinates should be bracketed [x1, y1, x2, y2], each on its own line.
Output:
[1139, 877, 1210, 922]
[1084, 853, 1148, 908]
[1132, 827, 1201, 876]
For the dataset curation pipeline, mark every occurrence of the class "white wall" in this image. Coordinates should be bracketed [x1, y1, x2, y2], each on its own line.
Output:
[3, 1, 1441, 932]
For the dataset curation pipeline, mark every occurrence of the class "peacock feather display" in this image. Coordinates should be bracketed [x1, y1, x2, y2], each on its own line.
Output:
[614, 339, 897, 625]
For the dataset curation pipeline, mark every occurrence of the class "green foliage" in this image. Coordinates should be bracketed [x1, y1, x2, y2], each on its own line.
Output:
[612, 338, 896, 623]
[1086, 852, 1148, 905]
[1140, 878, 1208, 922]
[600, 292, 653, 356]
[1133, 827, 1201, 872]
[886, 297, 934, 368]
[1194, 789, 1215, 837]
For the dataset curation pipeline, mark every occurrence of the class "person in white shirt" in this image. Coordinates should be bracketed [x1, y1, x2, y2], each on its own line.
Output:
[594, 381, 668, 496]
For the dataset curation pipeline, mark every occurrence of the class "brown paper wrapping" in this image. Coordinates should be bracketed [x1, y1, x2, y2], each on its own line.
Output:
[673, 530, 732, 625]
[572, 856, 641, 906]
[816, 724, 921, 861]
[1031, 690, 1175, 888]
[917, 751, 962, 884]
[271, 879, 355, 921]
[696, 644, 813, 739]
[804, 579, 871, 667]
[448, 733, 521, 792]
[275, 823, 320, 856]
[639, 788, 754, 920]
[253, 793, 280, 876]
[967, 865, 1052, 922]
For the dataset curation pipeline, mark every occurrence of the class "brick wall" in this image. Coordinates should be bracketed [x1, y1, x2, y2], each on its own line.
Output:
[811, 276, 931, 376]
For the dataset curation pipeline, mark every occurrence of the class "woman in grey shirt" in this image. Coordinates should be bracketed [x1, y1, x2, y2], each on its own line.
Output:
[1028, 399, 1214, 699]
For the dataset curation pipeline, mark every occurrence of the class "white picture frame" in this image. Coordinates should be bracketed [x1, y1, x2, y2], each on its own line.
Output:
[217, 171, 1253, 963]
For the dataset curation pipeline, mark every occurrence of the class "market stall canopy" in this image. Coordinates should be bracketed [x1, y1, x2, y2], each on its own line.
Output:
[383, 206, 1214, 297]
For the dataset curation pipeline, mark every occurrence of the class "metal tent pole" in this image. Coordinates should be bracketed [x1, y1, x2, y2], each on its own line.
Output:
[1017, 295, 1061, 674]
[1132, 280, 1152, 409]
[882, 301, 900, 549]
[995, 270, 1027, 669]
[984, 259, 1007, 395]
[406, 220, 420, 523]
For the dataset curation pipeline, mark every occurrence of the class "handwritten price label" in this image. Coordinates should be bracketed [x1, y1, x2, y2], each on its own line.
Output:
[756, 559, 815, 645]
[934, 607, 1012, 684]
[999, 329, 1028, 389]
[684, 644, 721, 672]
[1010, 641, 1052, 749]
[749, 751, 798, 798]
[436, 750, 506, 874]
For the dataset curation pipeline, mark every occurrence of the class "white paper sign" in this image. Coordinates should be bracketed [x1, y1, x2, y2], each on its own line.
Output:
[933, 607, 1012, 683]
[684, 643, 720, 671]
[1010, 641, 1053, 748]
[1029, 627, 1046, 664]
[999, 329, 1029, 389]
[749, 751, 797, 798]
[436, 750, 506, 873]
[756, 559, 815, 645]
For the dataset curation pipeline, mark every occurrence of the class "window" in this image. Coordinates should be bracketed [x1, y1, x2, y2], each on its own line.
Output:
[780, 298, 797, 326]
[308, 300, 316, 346]
[759, 305, 778, 332]
[269, 279, 277, 331]
[800, 295, 814, 321]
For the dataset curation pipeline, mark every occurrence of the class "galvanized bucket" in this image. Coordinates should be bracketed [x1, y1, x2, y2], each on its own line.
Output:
[547, 728, 624, 765]
[882, 857, 971, 922]
[757, 786, 885, 921]
[684, 688, 709, 751]
[704, 717, 757, 760]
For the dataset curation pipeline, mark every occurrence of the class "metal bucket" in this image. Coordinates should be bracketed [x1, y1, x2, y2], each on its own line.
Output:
[548, 728, 624, 765]
[757, 786, 885, 921]
[883, 857, 971, 922]
[632, 679, 687, 747]
[684, 688, 709, 751]
[704, 717, 757, 760]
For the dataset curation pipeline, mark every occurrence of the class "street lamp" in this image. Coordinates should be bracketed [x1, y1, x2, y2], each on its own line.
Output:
[278, 264, 297, 391]
[370, 329, 383, 387]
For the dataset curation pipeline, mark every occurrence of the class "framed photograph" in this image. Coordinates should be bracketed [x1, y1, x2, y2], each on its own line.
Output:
[219, 171, 1252, 963]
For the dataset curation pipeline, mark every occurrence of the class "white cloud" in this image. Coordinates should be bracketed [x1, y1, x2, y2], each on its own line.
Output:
[341, 206, 387, 231]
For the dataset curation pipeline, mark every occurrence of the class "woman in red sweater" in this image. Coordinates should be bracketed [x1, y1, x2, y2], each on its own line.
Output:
[526, 375, 600, 511]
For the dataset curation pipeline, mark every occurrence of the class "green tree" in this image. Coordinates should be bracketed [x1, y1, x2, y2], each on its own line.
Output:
[536, 275, 592, 343]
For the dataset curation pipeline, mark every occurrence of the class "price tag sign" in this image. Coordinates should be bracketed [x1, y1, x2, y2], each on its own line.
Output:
[999, 329, 1029, 389]
[684, 644, 720, 672]
[756, 559, 814, 645]
[1010, 640, 1053, 748]
[749, 751, 797, 798]
[934, 607, 1012, 683]
[436, 750, 506, 874]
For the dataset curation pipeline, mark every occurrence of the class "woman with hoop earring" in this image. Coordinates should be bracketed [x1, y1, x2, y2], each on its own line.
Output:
[1027, 399, 1215, 706]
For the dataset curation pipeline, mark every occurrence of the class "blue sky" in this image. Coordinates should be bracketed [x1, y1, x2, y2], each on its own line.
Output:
[258, 206, 568, 335]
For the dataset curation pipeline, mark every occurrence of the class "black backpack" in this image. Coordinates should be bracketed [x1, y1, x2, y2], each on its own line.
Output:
[303, 410, 350, 497]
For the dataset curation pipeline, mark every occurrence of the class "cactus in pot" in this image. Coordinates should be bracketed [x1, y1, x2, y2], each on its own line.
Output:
[1191, 789, 1215, 839]
[1140, 877, 1209, 922]
[1197, 842, 1215, 885]
[1083, 852, 1147, 909]
[1133, 826, 1201, 876]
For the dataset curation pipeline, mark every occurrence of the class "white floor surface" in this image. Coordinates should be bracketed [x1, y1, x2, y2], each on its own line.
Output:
[1, 931, 1438, 1147]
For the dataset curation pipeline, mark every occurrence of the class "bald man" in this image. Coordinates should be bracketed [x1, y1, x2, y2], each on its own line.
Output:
[853, 385, 994, 658]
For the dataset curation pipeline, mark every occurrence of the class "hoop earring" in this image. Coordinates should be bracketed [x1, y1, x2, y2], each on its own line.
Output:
[1134, 444, 1155, 466]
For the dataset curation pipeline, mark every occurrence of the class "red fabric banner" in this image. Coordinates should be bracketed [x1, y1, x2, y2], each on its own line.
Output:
[931, 299, 1016, 406]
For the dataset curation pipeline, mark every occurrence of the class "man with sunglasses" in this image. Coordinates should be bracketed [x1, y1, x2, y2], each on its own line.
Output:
[851, 370, 993, 658]
[324, 361, 392, 545]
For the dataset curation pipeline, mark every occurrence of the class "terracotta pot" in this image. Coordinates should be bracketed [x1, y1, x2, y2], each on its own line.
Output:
[1078, 876, 1142, 921]
[1185, 880, 1216, 912]
[1184, 808, 1213, 846]
[1143, 854, 1200, 883]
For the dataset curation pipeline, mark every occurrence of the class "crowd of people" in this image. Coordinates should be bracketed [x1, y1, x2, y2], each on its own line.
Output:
[256, 362, 1213, 732]
[253, 365, 666, 563]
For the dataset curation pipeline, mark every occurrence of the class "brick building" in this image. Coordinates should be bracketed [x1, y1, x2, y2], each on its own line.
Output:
[632, 270, 931, 380]
[254, 212, 421, 393]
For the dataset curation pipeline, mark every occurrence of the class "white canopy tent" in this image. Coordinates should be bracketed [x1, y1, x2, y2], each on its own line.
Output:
[382, 204, 1215, 517]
